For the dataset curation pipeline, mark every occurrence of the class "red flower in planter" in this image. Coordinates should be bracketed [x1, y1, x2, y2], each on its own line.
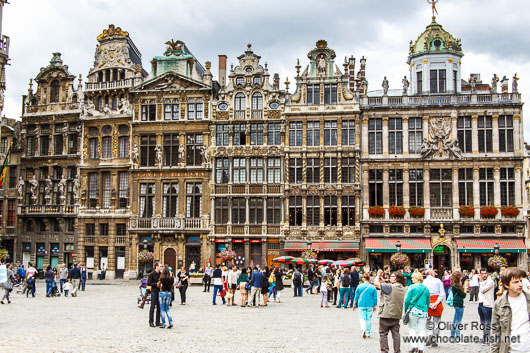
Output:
[480, 205, 498, 218]
[368, 206, 385, 218]
[409, 206, 425, 218]
[389, 205, 406, 217]
[459, 205, 475, 217]
[501, 206, 519, 217]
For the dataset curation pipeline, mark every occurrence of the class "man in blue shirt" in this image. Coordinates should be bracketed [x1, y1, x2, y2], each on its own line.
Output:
[249, 267, 263, 307]
[17, 265, 25, 281]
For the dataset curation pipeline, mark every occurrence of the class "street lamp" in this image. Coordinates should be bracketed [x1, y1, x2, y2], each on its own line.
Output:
[494, 243, 500, 256]
[396, 240, 402, 254]
[306, 240, 312, 250]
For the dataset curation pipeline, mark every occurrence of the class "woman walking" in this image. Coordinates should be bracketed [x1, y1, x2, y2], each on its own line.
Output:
[44, 265, 54, 297]
[353, 273, 378, 338]
[273, 267, 284, 303]
[320, 274, 330, 308]
[450, 271, 467, 342]
[238, 267, 250, 307]
[442, 270, 451, 298]
[176, 266, 189, 305]
[261, 266, 270, 306]
[1, 263, 15, 304]
[227, 266, 238, 306]
[404, 271, 431, 353]
[158, 266, 174, 328]
[337, 268, 351, 308]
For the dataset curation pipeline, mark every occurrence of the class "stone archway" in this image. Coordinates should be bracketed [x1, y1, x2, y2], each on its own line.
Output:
[163, 248, 176, 271]
[432, 241, 453, 275]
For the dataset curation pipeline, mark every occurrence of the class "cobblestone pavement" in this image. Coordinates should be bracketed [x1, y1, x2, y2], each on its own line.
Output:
[3, 282, 489, 353]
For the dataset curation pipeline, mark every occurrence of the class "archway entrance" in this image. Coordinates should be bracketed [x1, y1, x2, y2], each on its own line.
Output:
[432, 244, 451, 275]
[163, 248, 176, 270]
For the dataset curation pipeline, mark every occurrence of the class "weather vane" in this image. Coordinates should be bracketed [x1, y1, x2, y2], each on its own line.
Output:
[427, 0, 439, 20]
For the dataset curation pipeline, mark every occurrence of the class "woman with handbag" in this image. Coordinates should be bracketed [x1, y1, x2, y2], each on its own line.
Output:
[1, 263, 15, 304]
[403, 271, 430, 353]
[176, 266, 189, 305]
[238, 267, 250, 307]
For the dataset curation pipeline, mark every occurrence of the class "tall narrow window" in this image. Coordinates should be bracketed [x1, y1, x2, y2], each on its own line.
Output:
[50, 80, 60, 103]
[306, 196, 320, 226]
[215, 158, 229, 184]
[89, 138, 98, 159]
[215, 198, 229, 224]
[249, 198, 263, 224]
[498, 115, 514, 152]
[369, 169, 383, 207]
[102, 136, 112, 158]
[232, 158, 246, 184]
[416, 71, 423, 95]
[389, 169, 403, 206]
[324, 121, 337, 146]
[408, 117, 423, 154]
[187, 98, 203, 120]
[162, 183, 178, 218]
[6, 200, 14, 227]
[459, 168, 473, 206]
[187, 181, 202, 218]
[164, 99, 180, 120]
[429, 69, 446, 93]
[478, 116, 493, 153]
[368, 118, 382, 154]
[267, 123, 281, 145]
[163, 134, 179, 167]
[342, 196, 355, 226]
[289, 122, 303, 146]
[249, 158, 264, 184]
[500, 168, 515, 206]
[479, 168, 494, 206]
[307, 158, 320, 184]
[266, 198, 281, 225]
[141, 100, 156, 121]
[430, 169, 452, 207]
[289, 158, 302, 184]
[54, 125, 64, 155]
[40, 125, 50, 156]
[457, 116, 472, 153]
[186, 134, 203, 166]
[289, 196, 302, 226]
[216, 125, 229, 146]
[267, 158, 281, 184]
[251, 93, 263, 119]
[118, 136, 129, 158]
[250, 124, 263, 145]
[307, 122, 320, 146]
[234, 93, 246, 119]
[88, 173, 98, 208]
[324, 84, 337, 104]
[139, 183, 155, 218]
[324, 196, 337, 226]
[342, 157, 355, 184]
[231, 198, 246, 224]
[118, 172, 128, 208]
[233, 124, 246, 146]
[140, 134, 156, 166]
[324, 158, 337, 184]
[102, 172, 111, 208]
[342, 120, 355, 146]
[306, 85, 320, 105]
[388, 118, 403, 154]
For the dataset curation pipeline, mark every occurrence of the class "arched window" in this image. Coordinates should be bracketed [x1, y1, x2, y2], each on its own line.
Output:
[50, 80, 60, 103]
[251, 92, 263, 119]
[234, 93, 246, 119]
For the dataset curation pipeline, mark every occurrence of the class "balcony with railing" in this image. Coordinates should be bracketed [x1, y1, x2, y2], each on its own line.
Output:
[251, 110, 263, 119]
[362, 93, 521, 108]
[85, 78, 134, 92]
[129, 217, 209, 231]
[234, 110, 246, 120]
[20, 205, 78, 215]
[430, 208, 453, 220]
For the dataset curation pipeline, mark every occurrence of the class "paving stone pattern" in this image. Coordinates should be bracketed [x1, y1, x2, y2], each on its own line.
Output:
[4, 282, 488, 353]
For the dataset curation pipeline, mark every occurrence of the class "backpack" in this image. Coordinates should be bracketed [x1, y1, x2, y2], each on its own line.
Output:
[446, 288, 454, 307]
[293, 272, 302, 284]
[342, 275, 351, 288]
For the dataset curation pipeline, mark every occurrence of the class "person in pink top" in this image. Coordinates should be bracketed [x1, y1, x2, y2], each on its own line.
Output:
[442, 270, 452, 298]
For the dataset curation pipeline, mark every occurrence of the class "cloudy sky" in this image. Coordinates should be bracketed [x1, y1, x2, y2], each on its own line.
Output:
[3, 0, 530, 139]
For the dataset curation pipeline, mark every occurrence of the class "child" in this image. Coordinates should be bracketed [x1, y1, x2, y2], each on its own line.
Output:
[63, 280, 71, 297]
[320, 274, 330, 308]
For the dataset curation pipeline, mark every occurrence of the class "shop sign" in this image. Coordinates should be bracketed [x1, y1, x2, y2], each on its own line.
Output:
[215, 239, 226, 243]
[232, 239, 244, 243]
[433, 246, 446, 254]
[250, 239, 262, 243]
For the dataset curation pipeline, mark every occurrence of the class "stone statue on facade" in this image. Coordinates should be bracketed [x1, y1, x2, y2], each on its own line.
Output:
[317, 54, 326, 75]
[17, 177, 24, 199]
[44, 176, 53, 205]
[202, 145, 210, 166]
[73, 176, 80, 202]
[420, 138, 434, 159]
[402, 76, 410, 96]
[132, 143, 139, 167]
[421, 117, 463, 160]
[58, 175, 67, 203]
[470, 75, 477, 93]
[512, 73, 519, 93]
[103, 104, 112, 116]
[438, 224, 446, 239]
[178, 145, 185, 164]
[118, 98, 131, 114]
[13, 121, 22, 149]
[155, 144, 163, 169]
[29, 175, 38, 201]
[491, 74, 499, 94]
[382, 76, 389, 95]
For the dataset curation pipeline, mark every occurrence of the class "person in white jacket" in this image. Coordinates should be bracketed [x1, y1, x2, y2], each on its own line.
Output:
[478, 268, 495, 345]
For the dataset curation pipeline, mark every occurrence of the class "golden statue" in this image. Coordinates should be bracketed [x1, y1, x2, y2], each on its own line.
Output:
[165, 39, 184, 52]
[438, 223, 445, 238]
[427, 0, 438, 20]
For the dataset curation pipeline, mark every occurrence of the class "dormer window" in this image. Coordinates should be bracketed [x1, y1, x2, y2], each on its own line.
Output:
[236, 77, 244, 85]
[141, 99, 156, 121]
[324, 84, 337, 104]
[50, 80, 60, 103]
[430, 69, 446, 93]
[307, 85, 320, 105]
[253, 77, 262, 85]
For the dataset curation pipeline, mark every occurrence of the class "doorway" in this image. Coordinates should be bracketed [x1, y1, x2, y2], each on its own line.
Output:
[185, 245, 201, 271]
[433, 244, 451, 276]
[163, 248, 176, 270]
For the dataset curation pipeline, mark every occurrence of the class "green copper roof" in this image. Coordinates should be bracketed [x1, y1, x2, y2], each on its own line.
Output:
[409, 20, 462, 57]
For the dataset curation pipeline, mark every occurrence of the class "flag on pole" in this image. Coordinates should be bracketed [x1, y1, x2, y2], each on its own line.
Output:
[0, 145, 11, 188]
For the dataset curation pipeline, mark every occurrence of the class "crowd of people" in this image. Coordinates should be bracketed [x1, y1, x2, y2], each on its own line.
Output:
[0, 262, 87, 302]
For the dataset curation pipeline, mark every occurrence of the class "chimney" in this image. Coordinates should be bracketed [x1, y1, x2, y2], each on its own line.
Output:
[218, 55, 227, 88]
[348, 56, 356, 92]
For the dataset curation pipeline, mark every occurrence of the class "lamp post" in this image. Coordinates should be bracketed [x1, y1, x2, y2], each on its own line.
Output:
[494, 243, 500, 256]
[396, 240, 402, 254]
[142, 239, 148, 277]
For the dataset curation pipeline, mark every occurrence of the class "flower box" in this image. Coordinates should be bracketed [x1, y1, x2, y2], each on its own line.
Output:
[459, 205, 475, 217]
[480, 205, 498, 218]
[409, 206, 425, 218]
[389, 205, 406, 218]
[501, 206, 519, 218]
[0, 248, 8, 262]
[301, 250, 317, 260]
[488, 255, 507, 269]
[368, 206, 385, 218]
[390, 253, 409, 267]
[138, 250, 154, 263]
[217, 249, 237, 261]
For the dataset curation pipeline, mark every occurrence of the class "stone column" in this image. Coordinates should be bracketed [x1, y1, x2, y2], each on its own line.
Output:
[362, 169, 369, 219]
[382, 117, 389, 155]
[107, 222, 116, 279]
[362, 117, 369, 157]
[515, 167, 522, 208]
[471, 115, 479, 153]
[452, 168, 459, 219]
[403, 117, 409, 155]
[244, 238, 250, 268]
[94, 245, 100, 277]
[261, 237, 267, 267]
[514, 114, 521, 153]
[422, 116, 429, 140]
[403, 169, 410, 208]
[492, 115, 499, 153]
[424, 169, 430, 219]
[493, 167, 501, 208]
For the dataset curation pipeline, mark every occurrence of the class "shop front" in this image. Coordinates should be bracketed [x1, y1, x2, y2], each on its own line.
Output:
[456, 238, 527, 271]
[364, 238, 432, 271]
[283, 240, 360, 267]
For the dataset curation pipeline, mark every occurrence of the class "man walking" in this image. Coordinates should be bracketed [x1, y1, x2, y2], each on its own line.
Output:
[147, 262, 162, 327]
[212, 264, 225, 305]
[469, 269, 479, 302]
[349, 266, 360, 308]
[306, 265, 315, 294]
[292, 267, 303, 297]
[478, 268, 494, 345]
[203, 263, 213, 292]
[69, 263, 81, 297]
[424, 269, 445, 347]
[249, 267, 263, 307]
[491, 268, 530, 353]
[59, 263, 68, 293]
[374, 270, 406, 353]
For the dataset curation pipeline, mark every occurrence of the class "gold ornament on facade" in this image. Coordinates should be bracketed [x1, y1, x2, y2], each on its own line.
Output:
[97, 24, 129, 41]
[112, 126, 118, 157]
